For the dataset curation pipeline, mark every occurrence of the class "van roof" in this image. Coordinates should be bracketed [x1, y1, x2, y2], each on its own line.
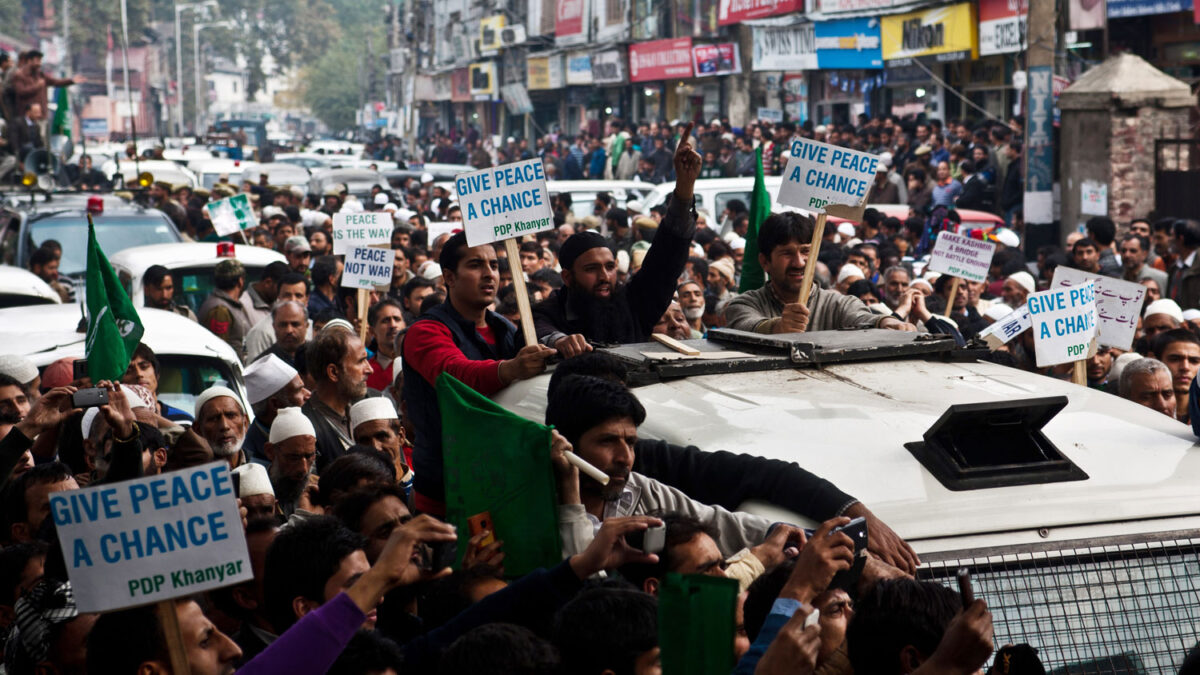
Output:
[492, 332, 1197, 548]
[109, 243, 287, 281]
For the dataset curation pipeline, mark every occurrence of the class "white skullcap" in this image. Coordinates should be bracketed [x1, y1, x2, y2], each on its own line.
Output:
[421, 262, 443, 280]
[1007, 271, 1036, 294]
[617, 249, 630, 275]
[729, 237, 746, 252]
[320, 318, 355, 335]
[1144, 299, 1184, 323]
[350, 397, 398, 432]
[194, 385, 244, 420]
[984, 303, 1013, 321]
[836, 223, 857, 239]
[909, 278, 933, 291]
[395, 208, 416, 223]
[690, 243, 705, 258]
[383, 202, 398, 212]
[231, 463, 274, 498]
[81, 385, 150, 438]
[994, 228, 1020, 248]
[1109, 352, 1143, 385]
[243, 355, 297, 405]
[373, 193, 389, 206]
[421, 172, 434, 183]
[290, 185, 306, 199]
[626, 200, 643, 213]
[844, 237, 862, 248]
[0, 355, 37, 384]
[878, 152, 893, 169]
[837, 265, 864, 284]
[269, 407, 315, 443]
[261, 206, 285, 219]
[1184, 309, 1200, 321]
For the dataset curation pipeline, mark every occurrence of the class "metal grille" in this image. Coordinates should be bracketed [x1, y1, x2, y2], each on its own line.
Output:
[918, 530, 1200, 674]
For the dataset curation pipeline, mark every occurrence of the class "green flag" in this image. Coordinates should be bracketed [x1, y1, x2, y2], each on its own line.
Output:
[738, 147, 770, 293]
[50, 87, 70, 138]
[659, 573, 739, 675]
[85, 217, 143, 381]
[437, 372, 561, 577]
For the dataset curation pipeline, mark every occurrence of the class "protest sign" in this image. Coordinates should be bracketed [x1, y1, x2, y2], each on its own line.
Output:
[776, 138, 878, 306]
[1050, 266, 1146, 351]
[50, 461, 251, 613]
[205, 194, 256, 238]
[927, 232, 996, 283]
[342, 245, 394, 290]
[979, 306, 1032, 350]
[455, 158, 555, 344]
[1080, 180, 1108, 217]
[456, 158, 554, 247]
[425, 221, 460, 247]
[658, 573, 738, 675]
[438, 373, 561, 576]
[1027, 280, 1098, 369]
[333, 211, 391, 255]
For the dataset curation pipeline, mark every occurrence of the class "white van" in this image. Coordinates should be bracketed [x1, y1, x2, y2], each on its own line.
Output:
[493, 329, 1200, 672]
[109, 242, 287, 314]
[641, 177, 784, 222]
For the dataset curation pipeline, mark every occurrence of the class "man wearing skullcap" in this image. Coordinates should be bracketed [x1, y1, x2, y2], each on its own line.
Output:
[264, 407, 317, 516]
[349, 398, 410, 496]
[533, 126, 703, 354]
[243, 354, 311, 465]
[232, 462, 278, 520]
[0, 356, 39, 402]
[194, 385, 250, 469]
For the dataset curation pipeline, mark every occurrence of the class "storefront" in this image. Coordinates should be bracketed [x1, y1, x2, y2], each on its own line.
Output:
[686, 42, 738, 122]
[880, 2, 979, 120]
[1108, 0, 1200, 82]
[751, 21, 818, 122]
[592, 49, 632, 124]
[527, 54, 567, 134]
[628, 38, 693, 123]
[812, 17, 884, 123]
[564, 51, 594, 134]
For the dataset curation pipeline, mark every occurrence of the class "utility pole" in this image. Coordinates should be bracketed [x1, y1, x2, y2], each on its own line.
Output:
[1022, 0, 1057, 238]
[176, 1, 217, 136]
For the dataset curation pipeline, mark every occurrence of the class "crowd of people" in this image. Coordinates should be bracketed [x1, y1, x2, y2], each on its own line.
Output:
[0, 108, 1195, 673]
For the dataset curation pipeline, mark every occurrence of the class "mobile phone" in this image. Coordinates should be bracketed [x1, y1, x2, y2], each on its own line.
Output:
[828, 517, 868, 593]
[71, 387, 109, 409]
[956, 568, 974, 606]
[418, 540, 458, 571]
[72, 359, 88, 380]
[468, 511, 495, 548]
[231, 473, 241, 498]
[641, 523, 666, 555]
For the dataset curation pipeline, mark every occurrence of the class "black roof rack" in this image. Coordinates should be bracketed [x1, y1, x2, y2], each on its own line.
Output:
[904, 396, 1088, 491]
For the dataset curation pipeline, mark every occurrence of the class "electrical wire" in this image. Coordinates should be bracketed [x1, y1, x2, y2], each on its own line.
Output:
[905, 58, 1005, 122]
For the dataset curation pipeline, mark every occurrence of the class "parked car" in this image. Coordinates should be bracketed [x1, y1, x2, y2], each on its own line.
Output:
[109, 242, 287, 313]
[545, 180, 656, 220]
[0, 265, 62, 307]
[308, 168, 388, 201]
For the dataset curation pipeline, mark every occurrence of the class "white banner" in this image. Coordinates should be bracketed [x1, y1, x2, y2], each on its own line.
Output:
[926, 231, 997, 283]
[342, 245, 394, 289]
[456, 159, 555, 246]
[752, 24, 818, 72]
[333, 212, 391, 255]
[1050, 266, 1146, 351]
[50, 462, 251, 612]
[1029, 281, 1098, 368]
[777, 138, 878, 212]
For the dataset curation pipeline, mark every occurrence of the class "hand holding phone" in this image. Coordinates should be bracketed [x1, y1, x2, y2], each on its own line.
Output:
[71, 387, 109, 409]
[828, 517, 868, 593]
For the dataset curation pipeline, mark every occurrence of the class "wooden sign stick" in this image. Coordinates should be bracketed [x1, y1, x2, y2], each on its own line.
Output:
[158, 600, 191, 674]
[1072, 359, 1086, 386]
[503, 237, 538, 347]
[944, 277, 960, 318]
[798, 212, 827, 306]
[357, 288, 370, 342]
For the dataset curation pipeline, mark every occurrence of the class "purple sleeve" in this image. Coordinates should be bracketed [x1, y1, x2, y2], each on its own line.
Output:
[236, 593, 365, 675]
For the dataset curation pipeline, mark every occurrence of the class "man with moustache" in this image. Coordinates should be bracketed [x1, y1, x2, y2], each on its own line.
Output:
[194, 386, 252, 469]
[533, 123, 702, 357]
[677, 280, 707, 337]
[263, 407, 318, 517]
[402, 231, 556, 515]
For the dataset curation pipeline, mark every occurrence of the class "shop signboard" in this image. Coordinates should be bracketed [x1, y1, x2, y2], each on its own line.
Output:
[718, 0, 803, 25]
[592, 49, 628, 84]
[783, 74, 808, 123]
[451, 69, 471, 102]
[752, 23, 818, 71]
[527, 55, 565, 90]
[556, 0, 589, 44]
[881, 2, 978, 64]
[469, 62, 498, 101]
[1024, 65, 1054, 224]
[566, 51, 594, 85]
[1107, 0, 1191, 17]
[629, 37, 694, 82]
[812, 0, 924, 15]
[1069, 0, 1106, 29]
[692, 43, 742, 77]
[814, 17, 883, 69]
[978, 0, 1027, 55]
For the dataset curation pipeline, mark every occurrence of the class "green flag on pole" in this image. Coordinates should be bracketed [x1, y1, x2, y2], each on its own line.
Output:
[437, 372, 561, 577]
[738, 147, 770, 293]
[50, 87, 70, 138]
[85, 216, 143, 382]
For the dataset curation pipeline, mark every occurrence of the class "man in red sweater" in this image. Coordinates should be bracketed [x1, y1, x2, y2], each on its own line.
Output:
[401, 231, 555, 513]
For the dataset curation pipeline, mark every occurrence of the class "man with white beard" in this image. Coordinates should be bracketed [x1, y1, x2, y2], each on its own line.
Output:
[676, 280, 707, 337]
[194, 386, 251, 469]
[263, 407, 318, 517]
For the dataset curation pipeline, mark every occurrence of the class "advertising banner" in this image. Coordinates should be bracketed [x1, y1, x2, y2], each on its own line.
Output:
[881, 3, 978, 63]
[692, 43, 742, 77]
[629, 38, 694, 82]
[814, 18, 883, 69]
[718, 0, 803, 25]
[752, 23, 818, 71]
[978, 0, 1028, 55]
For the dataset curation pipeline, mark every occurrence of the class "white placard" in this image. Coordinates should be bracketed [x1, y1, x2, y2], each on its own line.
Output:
[333, 212, 391, 255]
[1028, 280, 1098, 368]
[979, 305, 1032, 349]
[455, 158, 555, 246]
[342, 245, 394, 289]
[926, 231, 997, 283]
[49, 462, 251, 612]
[757, 107, 784, 123]
[777, 138, 879, 213]
[425, 221, 460, 246]
[1080, 180, 1108, 217]
[1050, 266, 1146, 351]
[205, 194, 256, 237]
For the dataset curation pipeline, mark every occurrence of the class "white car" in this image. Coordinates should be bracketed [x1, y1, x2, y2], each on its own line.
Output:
[108, 243, 287, 314]
[275, 153, 336, 171]
[187, 158, 249, 190]
[0, 304, 248, 416]
[0, 265, 62, 307]
[493, 329, 1199, 671]
[101, 159, 199, 189]
[545, 180, 656, 220]
[641, 176, 784, 225]
[238, 162, 311, 189]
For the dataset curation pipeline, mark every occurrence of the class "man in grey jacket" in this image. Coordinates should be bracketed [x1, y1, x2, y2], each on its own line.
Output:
[546, 374, 775, 560]
[723, 212, 916, 334]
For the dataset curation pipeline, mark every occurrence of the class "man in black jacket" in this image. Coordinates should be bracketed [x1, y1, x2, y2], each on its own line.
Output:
[999, 141, 1024, 226]
[955, 159, 990, 211]
[534, 123, 701, 357]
